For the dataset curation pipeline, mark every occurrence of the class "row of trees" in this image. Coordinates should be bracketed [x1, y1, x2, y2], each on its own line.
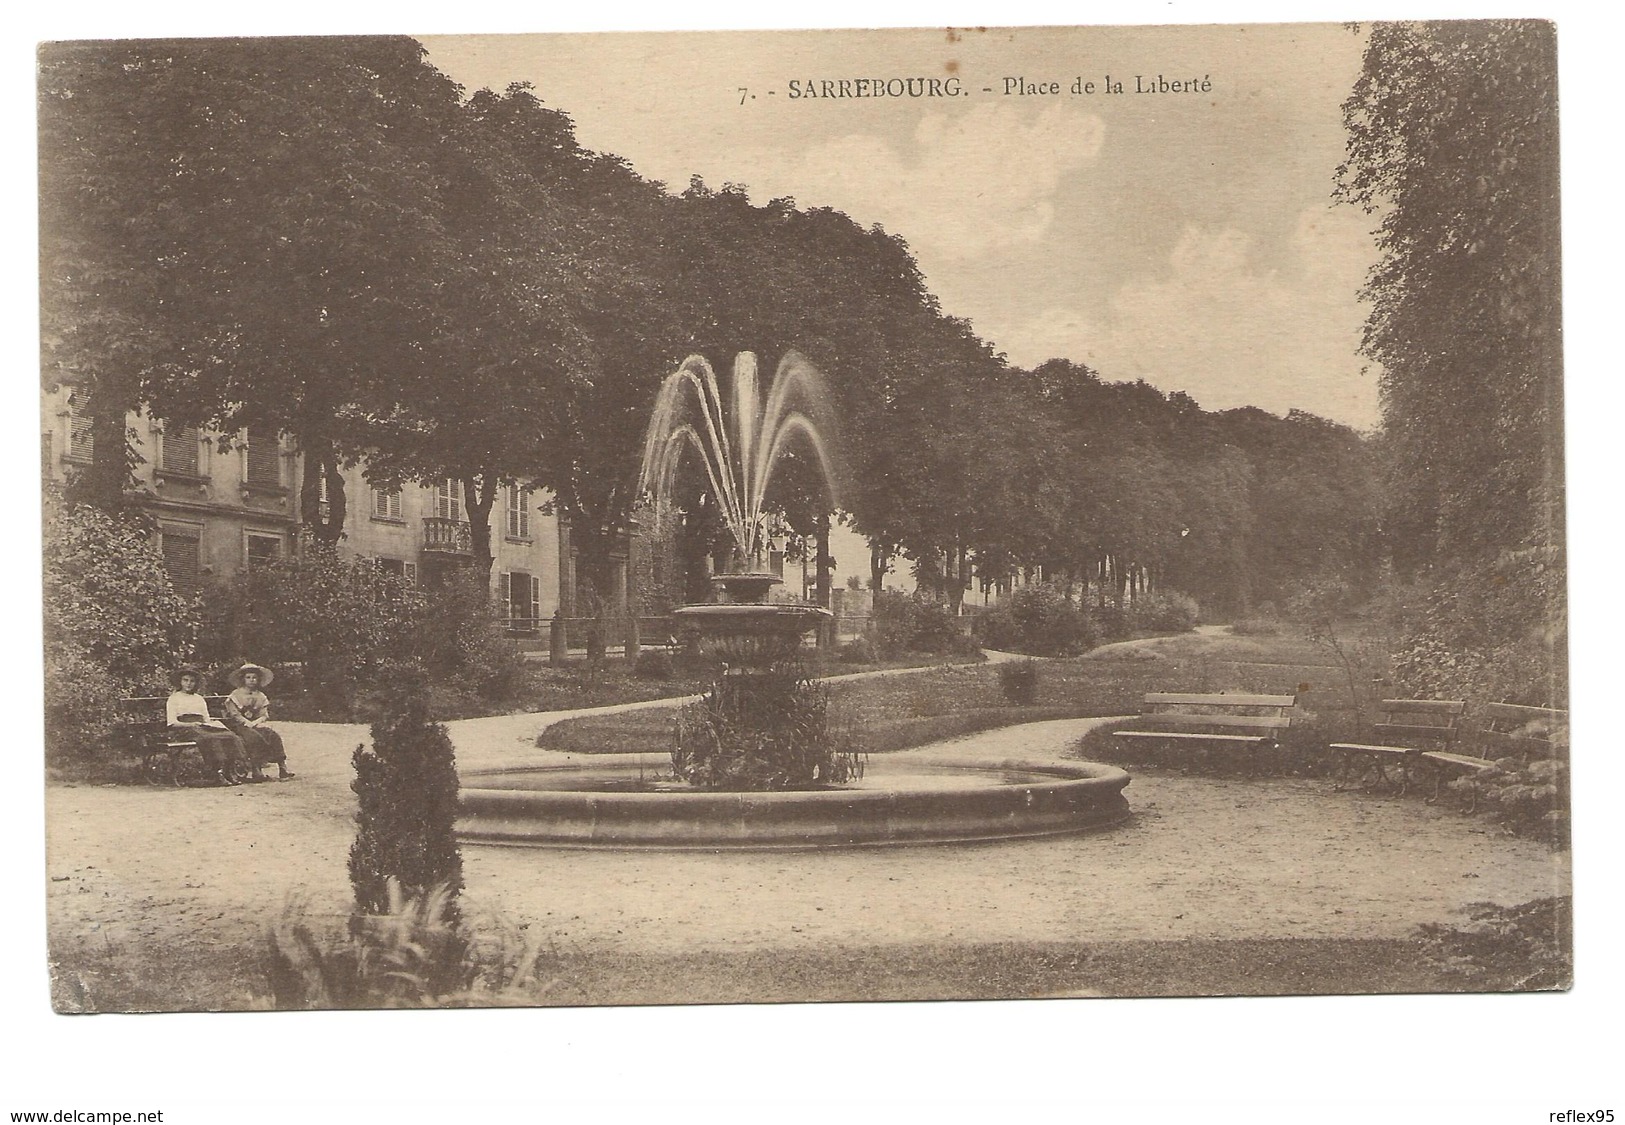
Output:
[42, 35, 1383, 623]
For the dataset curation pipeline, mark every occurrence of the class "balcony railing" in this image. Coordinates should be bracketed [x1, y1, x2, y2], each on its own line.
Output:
[422, 517, 473, 555]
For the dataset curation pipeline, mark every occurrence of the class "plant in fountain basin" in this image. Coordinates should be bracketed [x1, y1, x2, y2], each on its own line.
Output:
[673, 668, 863, 790]
[640, 351, 850, 791]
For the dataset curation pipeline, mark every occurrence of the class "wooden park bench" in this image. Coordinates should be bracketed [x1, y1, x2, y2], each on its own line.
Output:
[1113, 692, 1298, 773]
[116, 695, 240, 786]
[1327, 699, 1465, 795]
[1422, 702, 1569, 813]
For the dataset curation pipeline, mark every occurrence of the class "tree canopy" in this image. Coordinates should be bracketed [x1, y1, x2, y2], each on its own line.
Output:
[1336, 20, 1561, 570]
[41, 35, 1386, 620]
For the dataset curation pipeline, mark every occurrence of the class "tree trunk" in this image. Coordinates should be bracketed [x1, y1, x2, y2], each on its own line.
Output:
[70, 390, 134, 514]
[946, 541, 967, 614]
[814, 512, 832, 609]
[869, 540, 890, 591]
[299, 437, 347, 547]
[463, 475, 499, 575]
[570, 513, 624, 672]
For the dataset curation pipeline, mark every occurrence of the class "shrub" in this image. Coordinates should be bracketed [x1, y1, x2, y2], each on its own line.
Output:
[837, 636, 878, 665]
[1093, 604, 1131, 642]
[871, 590, 978, 658]
[634, 649, 674, 681]
[265, 881, 557, 1009]
[197, 547, 420, 716]
[998, 660, 1040, 705]
[1230, 617, 1283, 636]
[43, 501, 201, 684]
[349, 666, 464, 935]
[43, 501, 201, 769]
[411, 570, 526, 705]
[1389, 547, 1566, 708]
[1414, 897, 1571, 990]
[43, 645, 124, 773]
[1283, 574, 1361, 624]
[199, 556, 525, 717]
[976, 583, 1096, 657]
[1128, 591, 1200, 634]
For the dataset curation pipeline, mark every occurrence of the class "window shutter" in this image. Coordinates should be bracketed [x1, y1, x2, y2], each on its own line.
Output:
[246, 429, 281, 484]
[500, 571, 513, 624]
[161, 423, 198, 474]
[162, 531, 201, 594]
[436, 479, 463, 522]
[507, 486, 531, 538]
[530, 575, 542, 624]
[372, 487, 402, 520]
[403, 562, 418, 586]
[68, 404, 94, 460]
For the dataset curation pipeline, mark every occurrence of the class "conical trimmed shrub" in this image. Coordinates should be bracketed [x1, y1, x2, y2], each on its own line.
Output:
[348, 663, 464, 925]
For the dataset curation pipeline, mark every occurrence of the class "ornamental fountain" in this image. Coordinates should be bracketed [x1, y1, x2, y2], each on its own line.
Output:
[456, 352, 1131, 848]
[639, 351, 838, 674]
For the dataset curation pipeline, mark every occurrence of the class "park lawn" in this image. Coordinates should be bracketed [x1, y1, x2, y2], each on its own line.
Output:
[536, 630, 1368, 758]
[271, 649, 985, 722]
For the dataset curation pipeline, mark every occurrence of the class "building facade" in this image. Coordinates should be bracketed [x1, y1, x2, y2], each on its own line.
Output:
[41, 385, 584, 636]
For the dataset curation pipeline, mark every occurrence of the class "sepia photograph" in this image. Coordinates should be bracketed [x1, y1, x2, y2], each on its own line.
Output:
[10, 2, 1614, 1119]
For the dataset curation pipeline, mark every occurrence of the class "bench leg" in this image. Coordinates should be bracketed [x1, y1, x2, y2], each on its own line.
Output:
[1332, 751, 1356, 790]
[143, 752, 175, 786]
[1395, 753, 1416, 798]
[1462, 779, 1480, 815]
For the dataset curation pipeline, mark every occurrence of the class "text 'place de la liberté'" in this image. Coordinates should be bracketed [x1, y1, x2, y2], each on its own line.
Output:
[772, 73, 1214, 100]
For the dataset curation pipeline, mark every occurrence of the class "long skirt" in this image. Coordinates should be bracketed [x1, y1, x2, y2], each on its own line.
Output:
[169, 726, 245, 773]
[228, 722, 286, 767]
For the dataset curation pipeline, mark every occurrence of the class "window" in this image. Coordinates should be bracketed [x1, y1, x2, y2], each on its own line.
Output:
[245, 533, 283, 569]
[159, 422, 199, 475]
[506, 485, 533, 540]
[67, 398, 94, 462]
[372, 486, 404, 521]
[245, 427, 282, 486]
[502, 571, 542, 631]
[377, 558, 417, 585]
[161, 529, 201, 594]
[433, 479, 464, 522]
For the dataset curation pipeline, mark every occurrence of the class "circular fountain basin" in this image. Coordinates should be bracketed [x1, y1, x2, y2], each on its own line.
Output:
[458, 752, 1131, 850]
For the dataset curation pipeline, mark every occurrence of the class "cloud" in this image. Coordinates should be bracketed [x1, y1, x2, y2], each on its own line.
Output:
[993, 206, 1382, 429]
[685, 101, 1105, 261]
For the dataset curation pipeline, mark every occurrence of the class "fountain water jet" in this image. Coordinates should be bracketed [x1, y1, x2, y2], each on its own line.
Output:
[639, 351, 839, 580]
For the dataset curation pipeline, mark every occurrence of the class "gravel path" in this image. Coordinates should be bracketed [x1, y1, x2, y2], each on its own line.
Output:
[46, 712, 1567, 994]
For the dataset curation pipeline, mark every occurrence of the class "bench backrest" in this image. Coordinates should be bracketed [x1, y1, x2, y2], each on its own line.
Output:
[1139, 692, 1297, 735]
[1479, 703, 1568, 764]
[117, 696, 227, 729]
[1370, 699, 1465, 748]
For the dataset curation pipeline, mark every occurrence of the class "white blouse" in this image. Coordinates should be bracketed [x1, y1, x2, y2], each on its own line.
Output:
[166, 690, 212, 726]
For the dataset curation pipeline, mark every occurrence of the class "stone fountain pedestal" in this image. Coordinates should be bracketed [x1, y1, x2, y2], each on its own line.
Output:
[673, 572, 832, 666]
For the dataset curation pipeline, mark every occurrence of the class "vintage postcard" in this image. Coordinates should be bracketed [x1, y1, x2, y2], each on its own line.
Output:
[36, 17, 1568, 1039]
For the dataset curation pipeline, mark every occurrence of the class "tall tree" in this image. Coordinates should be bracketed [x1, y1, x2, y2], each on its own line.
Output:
[39, 38, 467, 537]
[1336, 20, 1562, 569]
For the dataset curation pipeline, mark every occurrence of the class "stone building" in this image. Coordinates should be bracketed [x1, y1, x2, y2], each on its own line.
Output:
[40, 385, 594, 637]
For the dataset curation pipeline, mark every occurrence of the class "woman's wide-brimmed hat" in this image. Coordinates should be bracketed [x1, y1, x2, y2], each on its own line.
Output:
[228, 663, 275, 688]
[170, 664, 205, 689]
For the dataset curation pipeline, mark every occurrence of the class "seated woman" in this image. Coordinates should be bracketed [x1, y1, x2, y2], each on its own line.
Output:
[166, 665, 246, 786]
[223, 662, 294, 781]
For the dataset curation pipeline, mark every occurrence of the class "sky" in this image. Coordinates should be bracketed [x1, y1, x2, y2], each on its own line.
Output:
[422, 23, 1383, 429]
